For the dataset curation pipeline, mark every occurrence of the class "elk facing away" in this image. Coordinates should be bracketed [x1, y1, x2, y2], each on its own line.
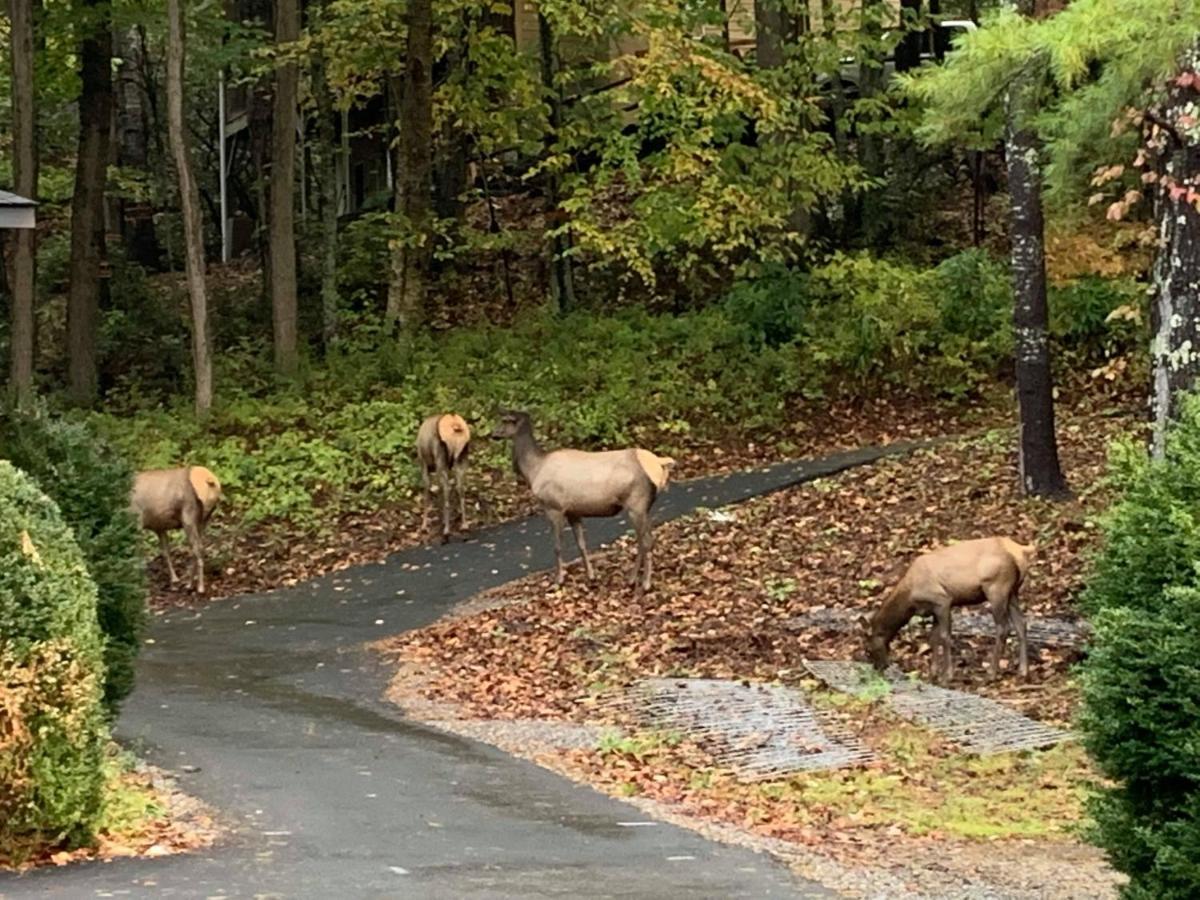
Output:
[861, 536, 1034, 683]
[416, 413, 471, 543]
[490, 410, 664, 592]
[130, 466, 222, 594]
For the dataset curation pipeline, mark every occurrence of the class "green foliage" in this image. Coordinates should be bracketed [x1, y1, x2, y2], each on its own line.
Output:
[905, 0, 1200, 206]
[726, 250, 1015, 397]
[93, 256, 1140, 539]
[1050, 275, 1145, 371]
[0, 407, 147, 714]
[0, 461, 108, 860]
[1079, 395, 1200, 898]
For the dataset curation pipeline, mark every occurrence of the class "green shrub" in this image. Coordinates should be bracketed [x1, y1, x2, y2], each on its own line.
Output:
[721, 263, 812, 348]
[0, 407, 147, 714]
[1050, 275, 1146, 371]
[1078, 395, 1200, 898]
[0, 461, 108, 860]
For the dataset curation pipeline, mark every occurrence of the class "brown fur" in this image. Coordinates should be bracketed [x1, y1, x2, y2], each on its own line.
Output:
[417, 413, 472, 542]
[131, 466, 222, 594]
[862, 536, 1033, 683]
[635, 450, 676, 491]
[491, 411, 659, 592]
[436, 414, 471, 460]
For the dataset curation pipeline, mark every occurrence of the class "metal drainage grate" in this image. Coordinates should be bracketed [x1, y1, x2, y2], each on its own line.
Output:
[786, 607, 1091, 648]
[623, 678, 876, 781]
[801, 659, 1072, 755]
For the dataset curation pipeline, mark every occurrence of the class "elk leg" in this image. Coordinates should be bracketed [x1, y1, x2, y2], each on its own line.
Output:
[1009, 600, 1029, 680]
[182, 516, 206, 595]
[931, 605, 954, 683]
[437, 461, 452, 542]
[990, 605, 1012, 681]
[454, 464, 469, 530]
[420, 466, 435, 533]
[568, 515, 594, 581]
[628, 508, 653, 593]
[158, 532, 179, 584]
[547, 510, 567, 586]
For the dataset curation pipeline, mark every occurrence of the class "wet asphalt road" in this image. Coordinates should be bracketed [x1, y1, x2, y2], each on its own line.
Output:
[0, 443, 916, 899]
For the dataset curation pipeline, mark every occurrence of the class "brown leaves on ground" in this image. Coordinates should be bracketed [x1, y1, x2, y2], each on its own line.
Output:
[381, 396, 1139, 727]
[1, 759, 221, 873]
[147, 391, 995, 608]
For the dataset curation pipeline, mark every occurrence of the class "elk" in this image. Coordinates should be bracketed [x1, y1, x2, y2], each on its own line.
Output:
[490, 410, 662, 591]
[861, 536, 1034, 683]
[130, 466, 222, 594]
[416, 413, 471, 543]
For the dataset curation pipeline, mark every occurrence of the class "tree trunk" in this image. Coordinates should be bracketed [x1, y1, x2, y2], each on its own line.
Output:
[8, 0, 37, 405]
[754, 0, 785, 69]
[314, 57, 340, 349]
[1004, 65, 1068, 497]
[1149, 48, 1200, 457]
[115, 25, 162, 269]
[385, 0, 434, 332]
[269, 0, 300, 375]
[433, 11, 471, 227]
[66, 0, 113, 408]
[537, 12, 576, 313]
[854, 0, 887, 246]
[166, 0, 213, 415]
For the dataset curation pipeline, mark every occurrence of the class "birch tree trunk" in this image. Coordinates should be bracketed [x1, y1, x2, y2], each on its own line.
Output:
[385, 0, 433, 332]
[66, 0, 113, 408]
[166, 0, 213, 415]
[269, 0, 300, 375]
[1149, 48, 1200, 457]
[8, 0, 37, 405]
[1004, 62, 1068, 497]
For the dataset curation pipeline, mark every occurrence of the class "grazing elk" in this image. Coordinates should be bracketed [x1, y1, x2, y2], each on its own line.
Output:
[130, 466, 222, 594]
[490, 410, 663, 592]
[861, 536, 1034, 683]
[416, 413, 472, 543]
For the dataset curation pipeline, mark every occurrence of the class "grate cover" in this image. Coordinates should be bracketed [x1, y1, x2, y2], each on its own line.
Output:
[624, 678, 876, 781]
[786, 607, 1091, 648]
[802, 659, 1072, 754]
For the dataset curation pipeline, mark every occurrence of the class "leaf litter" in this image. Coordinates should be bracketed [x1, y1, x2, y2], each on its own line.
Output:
[377, 395, 1138, 898]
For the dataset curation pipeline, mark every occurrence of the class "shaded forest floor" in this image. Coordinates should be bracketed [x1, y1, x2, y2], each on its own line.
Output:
[147, 388, 1005, 607]
[373, 392, 1138, 898]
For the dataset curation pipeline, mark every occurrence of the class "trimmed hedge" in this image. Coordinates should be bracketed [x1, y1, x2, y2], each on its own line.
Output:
[0, 407, 147, 713]
[0, 461, 108, 859]
[1079, 394, 1200, 898]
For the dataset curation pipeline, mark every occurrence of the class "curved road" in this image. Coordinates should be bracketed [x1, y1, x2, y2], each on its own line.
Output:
[1, 443, 916, 899]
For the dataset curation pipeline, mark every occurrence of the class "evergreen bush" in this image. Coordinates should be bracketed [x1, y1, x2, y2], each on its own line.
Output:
[0, 461, 108, 860]
[1079, 394, 1200, 898]
[0, 406, 146, 713]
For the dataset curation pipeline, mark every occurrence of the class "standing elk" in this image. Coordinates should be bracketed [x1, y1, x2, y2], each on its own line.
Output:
[130, 466, 222, 594]
[861, 536, 1034, 683]
[416, 413, 471, 543]
[490, 410, 667, 592]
